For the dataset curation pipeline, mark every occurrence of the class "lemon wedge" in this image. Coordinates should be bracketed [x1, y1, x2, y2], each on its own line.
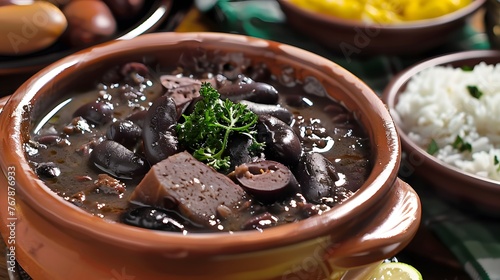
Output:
[368, 262, 423, 280]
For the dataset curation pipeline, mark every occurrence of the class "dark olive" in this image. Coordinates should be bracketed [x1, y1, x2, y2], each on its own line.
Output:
[239, 100, 294, 125]
[294, 153, 339, 203]
[241, 212, 278, 231]
[89, 140, 149, 179]
[106, 120, 142, 149]
[35, 162, 61, 179]
[218, 82, 279, 104]
[142, 95, 179, 165]
[121, 207, 186, 233]
[233, 160, 300, 204]
[73, 101, 113, 125]
[256, 114, 302, 165]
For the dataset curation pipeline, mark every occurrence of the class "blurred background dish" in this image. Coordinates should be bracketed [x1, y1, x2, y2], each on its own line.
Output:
[0, 0, 173, 97]
[484, 0, 500, 49]
[277, 0, 486, 56]
[382, 49, 500, 215]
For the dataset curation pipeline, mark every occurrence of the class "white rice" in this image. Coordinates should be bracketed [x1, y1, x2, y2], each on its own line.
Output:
[393, 62, 500, 181]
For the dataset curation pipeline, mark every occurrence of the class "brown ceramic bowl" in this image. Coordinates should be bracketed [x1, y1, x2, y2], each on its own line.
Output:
[277, 0, 486, 56]
[0, 32, 420, 280]
[382, 50, 500, 214]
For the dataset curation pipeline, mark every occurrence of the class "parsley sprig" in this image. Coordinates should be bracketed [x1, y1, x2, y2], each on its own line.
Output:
[467, 85, 483, 99]
[427, 139, 439, 155]
[494, 155, 500, 172]
[452, 135, 472, 152]
[176, 82, 264, 170]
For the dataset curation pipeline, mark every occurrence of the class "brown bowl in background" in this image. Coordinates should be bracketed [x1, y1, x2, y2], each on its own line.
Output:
[382, 49, 500, 214]
[277, 0, 486, 56]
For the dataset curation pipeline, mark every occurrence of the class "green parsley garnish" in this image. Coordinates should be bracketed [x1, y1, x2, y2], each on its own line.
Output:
[461, 65, 473, 72]
[452, 135, 472, 152]
[176, 82, 264, 170]
[467, 85, 483, 99]
[427, 139, 439, 155]
[494, 155, 500, 172]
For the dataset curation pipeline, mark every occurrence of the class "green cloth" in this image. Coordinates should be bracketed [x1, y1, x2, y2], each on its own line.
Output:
[196, 1, 500, 279]
[411, 177, 500, 280]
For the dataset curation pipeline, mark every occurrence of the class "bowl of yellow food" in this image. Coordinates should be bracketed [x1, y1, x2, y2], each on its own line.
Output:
[277, 0, 486, 56]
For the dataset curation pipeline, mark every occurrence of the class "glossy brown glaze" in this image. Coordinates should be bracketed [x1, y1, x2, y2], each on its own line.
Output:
[0, 32, 421, 280]
[277, 0, 486, 56]
[382, 49, 500, 215]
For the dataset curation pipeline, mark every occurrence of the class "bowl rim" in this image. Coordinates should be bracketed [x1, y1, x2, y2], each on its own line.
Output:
[382, 49, 500, 193]
[1, 32, 403, 255]
[0, 0, 173, 75]
[277, 0, 486, 29]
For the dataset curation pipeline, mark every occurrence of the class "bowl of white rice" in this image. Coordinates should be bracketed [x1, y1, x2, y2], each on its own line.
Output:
[382, 50, 500, 213]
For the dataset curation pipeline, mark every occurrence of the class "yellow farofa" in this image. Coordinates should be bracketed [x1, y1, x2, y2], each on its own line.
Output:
[290, 0, 472, 23]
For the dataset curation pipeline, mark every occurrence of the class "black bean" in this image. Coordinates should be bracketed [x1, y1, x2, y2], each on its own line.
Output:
[73, 101, 114, 125]
[106, 120, 142, 149]
[89, 140, 149, 180]
[239, 100, 294, 125]
[256, 114, 302, 165]
[121, 207, 185, 232]
[142, 95, 179, 165]
[294, 153, 339, 204]
[218, 82, 279, 104]
[35, 162, 61, 179]
[224, 134, 260, 172]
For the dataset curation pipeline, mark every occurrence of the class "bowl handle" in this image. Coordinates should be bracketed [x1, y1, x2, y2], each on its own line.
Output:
[327, 178, 421, 269]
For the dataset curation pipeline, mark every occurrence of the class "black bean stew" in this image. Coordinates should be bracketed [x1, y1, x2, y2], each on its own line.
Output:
[25, 51, 372, 233]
